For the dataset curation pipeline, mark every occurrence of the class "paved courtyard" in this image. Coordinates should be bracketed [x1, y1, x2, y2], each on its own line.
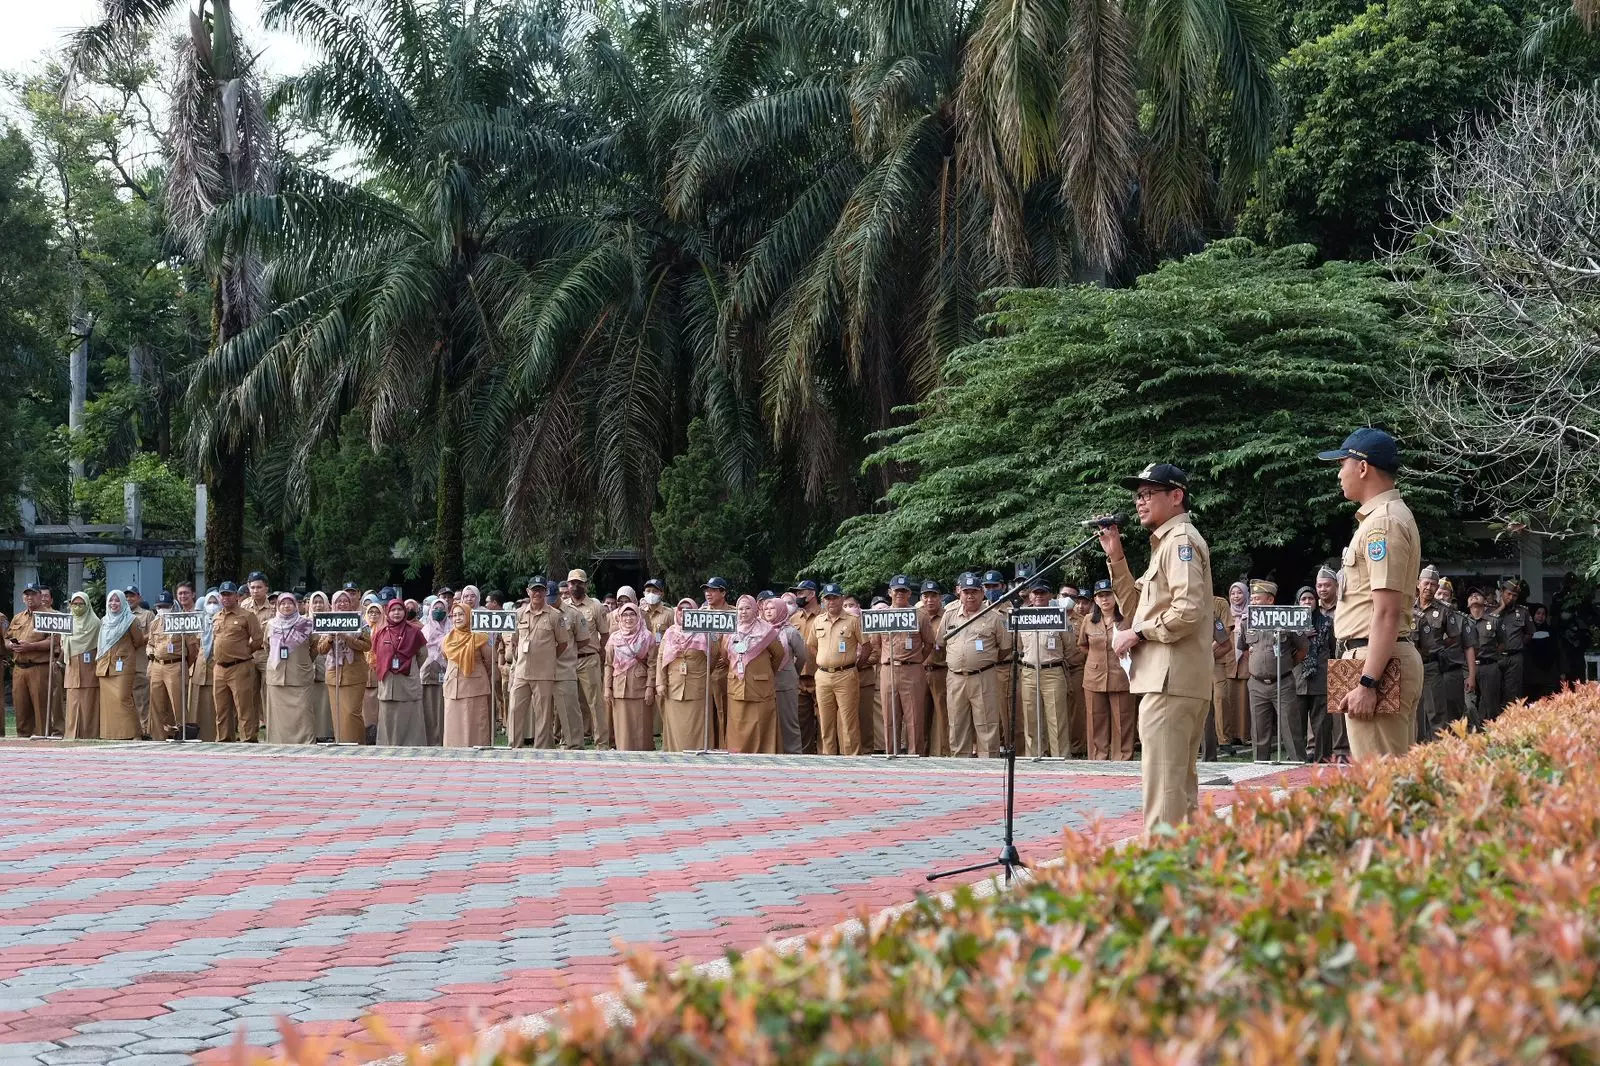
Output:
[0, 742, 1309, 1064]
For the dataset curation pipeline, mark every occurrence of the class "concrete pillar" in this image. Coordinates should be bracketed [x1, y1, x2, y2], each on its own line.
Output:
[1520, 535, 1545, 604]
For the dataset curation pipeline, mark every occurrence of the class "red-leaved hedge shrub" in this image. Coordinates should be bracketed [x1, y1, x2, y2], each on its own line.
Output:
[253, 689, 1600, 1064]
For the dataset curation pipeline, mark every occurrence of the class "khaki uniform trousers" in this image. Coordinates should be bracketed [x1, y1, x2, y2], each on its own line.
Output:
[947, 666, 1001, 758]
[1087, 689, 1137, 760]
[857, 675, 882, 752]
[1213, 675, 1248, 745]
[509, 677, 555, 747]
[148, 659, 188, 739]
[1343, 643, 1424, 760]
[925, 667, 950, 756]
[214, 660, 261, 742]
[49, 664, 65, 735]
[796, 681, 819, 754]
[11, 664, 48, 737]
[878, 663, 927, 755]
[1064, 667, 1088, 756]
[1018, 664, 1070, 757]
[577, 655, 606, 746]
[1138, 692, 1208, 835]
[133, 667, 150, 735]
[554, 679, 583, 749]
[814, 667, 861, 755]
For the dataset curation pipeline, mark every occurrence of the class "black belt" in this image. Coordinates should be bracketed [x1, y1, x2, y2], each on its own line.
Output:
[12, 661, 48, 669]
[579, 652, 598, 659]
[1251, 673, 1293, 683]
[218, 658, 251, 667]
[950, 663, 997, 677]
[1030, 660, 1065, 669]
[153, 658, 185, 665]
[817, 664, 857, 673]
[886, 660, 921, 667]
[1336, 636, 1410, 655]
[1477, 654, 1499, 664]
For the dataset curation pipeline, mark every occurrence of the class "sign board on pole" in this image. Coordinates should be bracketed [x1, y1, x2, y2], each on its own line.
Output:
[860, 608, 920, 635]
[1008, 606, 1067, 631]
[471, 608, 518, 634]
[31, 611, 75, 635]
[311, 612, 363, 634]
[162, 611, 204, 635]
[1247, 604, 1314, 632]
[682, 609, 737, 635]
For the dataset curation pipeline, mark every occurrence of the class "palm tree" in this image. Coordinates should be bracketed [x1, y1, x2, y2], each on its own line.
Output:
[74, 0, 275, 581]
[200, 0, 582, 584]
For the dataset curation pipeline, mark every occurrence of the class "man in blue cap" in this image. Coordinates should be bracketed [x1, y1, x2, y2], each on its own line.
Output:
[805, 583, 865, 755]
[879, 575, 934, 754]
[940, 572, 1011, 757]
[790, 579, 822, 753]
[147, 589, 197, 741]
[1318, 427, 1423, 759]
[918, 579, 951, 755]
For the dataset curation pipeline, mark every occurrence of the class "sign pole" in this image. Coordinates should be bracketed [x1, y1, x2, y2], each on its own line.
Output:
[1032, 658, 1044, 762]
[45, 633, 56, 740]
[177, 635, 187, 743]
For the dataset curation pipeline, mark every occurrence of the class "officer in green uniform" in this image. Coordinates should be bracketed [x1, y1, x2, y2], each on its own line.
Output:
[1491, 578, 1535, 709]
[1413, 565, 1468, 740]
[1464, 589, 1500, 730]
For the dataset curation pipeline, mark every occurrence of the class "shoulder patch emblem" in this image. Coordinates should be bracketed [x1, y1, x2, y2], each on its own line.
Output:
[1177, 544, 1194, 562]
[1367, 538, 1387, 562]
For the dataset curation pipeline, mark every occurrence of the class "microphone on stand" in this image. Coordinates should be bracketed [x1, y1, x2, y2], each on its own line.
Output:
[1080, 513, 1130, 529]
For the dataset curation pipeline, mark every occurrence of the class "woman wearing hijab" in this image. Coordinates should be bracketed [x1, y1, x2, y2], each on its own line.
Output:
[317, 588, 372, 744]
[63, 591, 101, 740]
[420, 595, 450, 746]
[442, 602, 494, 747]
[763, 594, 808, 754]
[361, 600, 384, 744]
[605, 602, 656, 750]
[264, 592, 317, 744]
[96, 589, 146, 740]
[656, 598, 709, 752]
[724, 594, 785, 754]
[374, 599, 428, 745]
[186, 590, 222, 741]
[1078, 578, 1135, 760]
[304, 590, 334, 740]
[1218, 580, 1251, 752]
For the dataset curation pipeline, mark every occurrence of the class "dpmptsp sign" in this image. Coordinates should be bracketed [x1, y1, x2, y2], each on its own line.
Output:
[162, 611, 204, 635]
[1247, 604, 1314, 632]
[860, 608, 919, 634]
[682, 609, 737, 635]
[1008, 606, 1067, 631]
[311, 612, 363, 634]
[31, 611, 74, 635]
[471, 609, 517, 634]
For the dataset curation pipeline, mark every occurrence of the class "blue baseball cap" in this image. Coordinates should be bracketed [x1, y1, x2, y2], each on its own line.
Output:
[821, 583, 844, 598]
[1318, 428, 1400, 473]
[789, 579, 819, 593]
[920, 579, 943, 594]
[702, 576, 730, 591]
[982, 570, 1005, 586]
[218, 581, 239, 594]
[956, 572, 982, 590]
[888, 574, 913, 590]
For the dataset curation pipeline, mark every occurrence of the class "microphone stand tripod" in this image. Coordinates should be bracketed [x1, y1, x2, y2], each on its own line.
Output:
[927, 530, 1102, 886]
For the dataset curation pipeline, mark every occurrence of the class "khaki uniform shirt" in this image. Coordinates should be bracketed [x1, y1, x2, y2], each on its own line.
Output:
[147, 614, 200, 663]
[918, 604, 947, 669]
[796, 606, 822, 677]
[1078, 614, 1130, 692]
[569, 596, 609, 659]
[941, 603, 1010, 674]
[7, 610, 50, 666]
[212, 607, 264, 665]
[1017, 626, 1071, 668]
[644, 603, 674, 638]
[1334, 488, 1421, 642]
[878, 612, 936, 666]
[130, 607, 155, 673]
[807, 612, 864, 670]
[513, 603, 569, 682]
[1109, 511, 1215, 699]
[249, 599, 275, 667]
[553, 602, 589, 682]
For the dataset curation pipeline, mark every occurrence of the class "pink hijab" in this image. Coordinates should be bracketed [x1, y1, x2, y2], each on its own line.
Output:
[607, 603, 654, 672]
[727, 594, 778, 679]
[660, 598, 707, 666]
[268, 592, 314, 661]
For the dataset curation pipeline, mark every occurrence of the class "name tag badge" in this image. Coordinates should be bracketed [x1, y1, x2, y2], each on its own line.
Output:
[114, 658, 124, 673]
[391, 656, 401, 671]
[280, 648, 289, 660]
[1047, 637, 1057, 650]
[83, 652, 92, 664]
[974, 639, 984, 652]
[680, 663, 688, 675]
[904, 637, 914, 651]
[167, 641, 175, 654]
[838, 640, 847, 654]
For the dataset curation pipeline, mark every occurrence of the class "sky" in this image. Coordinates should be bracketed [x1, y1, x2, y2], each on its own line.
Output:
[0, 0, 315, 81]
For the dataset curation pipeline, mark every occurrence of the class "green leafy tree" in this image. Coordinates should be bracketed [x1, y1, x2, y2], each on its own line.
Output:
[1242, 0, 1544, 259]
[297, 417, 417, 590]
[812, 239, 1464, 590]
[650, 419, 771, 597]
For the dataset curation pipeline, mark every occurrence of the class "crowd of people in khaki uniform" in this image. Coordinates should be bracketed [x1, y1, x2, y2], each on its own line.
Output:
[0, 429, 1567, 833]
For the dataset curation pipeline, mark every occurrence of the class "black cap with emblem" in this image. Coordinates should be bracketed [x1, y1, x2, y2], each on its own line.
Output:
[1120, 463, 1188, 491]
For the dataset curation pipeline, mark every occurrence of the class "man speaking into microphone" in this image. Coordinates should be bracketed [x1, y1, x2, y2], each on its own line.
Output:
[1094, 463, 1215, 836]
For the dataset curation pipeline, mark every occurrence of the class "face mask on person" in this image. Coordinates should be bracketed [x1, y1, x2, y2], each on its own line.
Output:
[644, 592, 662, 606]
[205, 600, 222, 616]
[432, 607, 447, 622]
[71, 603, 86, 617]
[406, 607, 418, 621]
[984, 588, 1002, 603]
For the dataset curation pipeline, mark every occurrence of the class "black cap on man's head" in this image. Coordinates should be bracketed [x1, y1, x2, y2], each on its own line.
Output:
[218, 581, 239, 594]
[920, 579, 943, 594]
[888, 574, 913, 590]
[1120, 463, 1189, 491]
[790, 579, 819, 593]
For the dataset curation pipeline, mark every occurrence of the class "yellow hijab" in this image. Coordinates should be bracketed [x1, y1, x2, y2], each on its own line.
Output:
[442, 607, 486, 674]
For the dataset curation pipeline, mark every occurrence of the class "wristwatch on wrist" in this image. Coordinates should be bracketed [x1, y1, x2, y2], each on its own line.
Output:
[1358, 673, 1378, 689]
[1135, 628, 1147, 642]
